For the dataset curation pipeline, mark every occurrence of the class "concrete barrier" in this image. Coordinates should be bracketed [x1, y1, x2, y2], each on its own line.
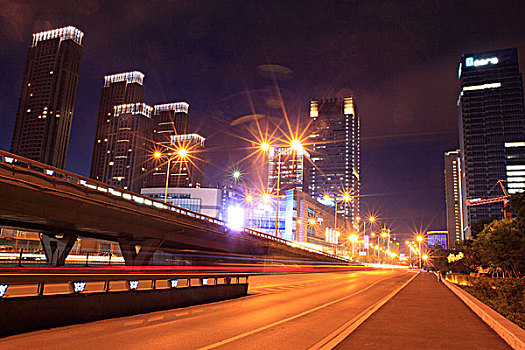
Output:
[0, 283, 248, 336]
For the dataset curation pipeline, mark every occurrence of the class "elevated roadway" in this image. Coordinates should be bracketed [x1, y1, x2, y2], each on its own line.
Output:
[0, 150, 347, 266]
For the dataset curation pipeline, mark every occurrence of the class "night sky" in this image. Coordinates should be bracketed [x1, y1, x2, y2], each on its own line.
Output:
[1, 0, 525, 238]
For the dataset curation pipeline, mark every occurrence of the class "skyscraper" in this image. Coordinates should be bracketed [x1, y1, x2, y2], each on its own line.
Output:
[100, 102, 154, 193]
[148, 102, 190, 188]
[458, 48, 525, 223]
[267, 146, 310, 193]
[308, 97, 360, 221]
[444, 150, 469, 249]
[90, 71, 145, 181]
[11, 26, 84, 168]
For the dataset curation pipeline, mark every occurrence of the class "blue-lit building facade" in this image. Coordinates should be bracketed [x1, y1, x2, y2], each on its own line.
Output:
[458, 48, 525, 224]
[426, 231, 448, 250]
[221, 186, 350, 253]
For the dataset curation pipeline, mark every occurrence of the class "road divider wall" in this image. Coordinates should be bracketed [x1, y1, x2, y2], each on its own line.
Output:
[0, 283, 248, 336]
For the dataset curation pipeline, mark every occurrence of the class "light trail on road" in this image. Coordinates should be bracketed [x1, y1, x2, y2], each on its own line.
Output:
[0, 270, 414, 349]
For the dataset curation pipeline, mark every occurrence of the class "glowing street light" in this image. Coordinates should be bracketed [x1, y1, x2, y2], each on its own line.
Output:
[334, 192, 351, 232]
[245, 194, 253, 203]
[290, 139, 303, 152]
[153, 148, 189, 203]
[177, 148, 188, 158]
[417, 235, 423, 270]
[232, 170, 241, 180]
[349, 233, 358, 258]
[260, 139, 304, 237]
[262, 192, 271, 204]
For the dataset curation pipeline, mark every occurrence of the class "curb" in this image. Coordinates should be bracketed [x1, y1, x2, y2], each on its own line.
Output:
[442, 278, 525, 350]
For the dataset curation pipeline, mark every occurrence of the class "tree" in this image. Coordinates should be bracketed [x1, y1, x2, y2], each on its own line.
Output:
[454, 239, 481, 273]
[509, 192, 525, 220]
[475, 219, 525, 278]
[471, 216, 499, 238]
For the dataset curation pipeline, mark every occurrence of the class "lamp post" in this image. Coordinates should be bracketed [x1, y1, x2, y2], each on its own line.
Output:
[261, 140, 303, 237]
[417, 235, 423, 270]
[325, 192, 350, 255]
[364, 216, 375, 258]
[154, 148, 188, 203]
[422, 253, 428, 270]
[349, 233, 358, 259]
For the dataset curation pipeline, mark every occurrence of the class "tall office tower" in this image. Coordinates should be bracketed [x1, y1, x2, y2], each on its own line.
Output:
[148, 102, 190, 187]
[163, 134, 205, 188]
[444, 150, 469, 249]
[308, 97, 360, 220]
[267, 146, 310, 193]
[100, 103, 153, 193]
[90, 71, 145, 181]
[11, 26, 84, 168]
[458, 48, 525, 223]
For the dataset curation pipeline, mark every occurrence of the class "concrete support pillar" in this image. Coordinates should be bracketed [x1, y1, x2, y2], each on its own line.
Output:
[118, 238, 162, 266]
[39, 233, 77, 266]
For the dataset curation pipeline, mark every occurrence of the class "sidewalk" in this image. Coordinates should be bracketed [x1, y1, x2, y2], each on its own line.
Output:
[336, 272, 511, 349]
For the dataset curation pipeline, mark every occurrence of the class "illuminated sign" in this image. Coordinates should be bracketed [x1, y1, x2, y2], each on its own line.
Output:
[170, 279, 179, 288]
[0, 284, 8, 298]
[202, 278, 208, 285]
[129, 280, 139, 290]
[72, 281, 87, 293]
[465, 57, 498, 67]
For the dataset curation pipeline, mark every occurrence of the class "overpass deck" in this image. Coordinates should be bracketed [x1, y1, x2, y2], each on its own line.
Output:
[0, 150, 348, 266]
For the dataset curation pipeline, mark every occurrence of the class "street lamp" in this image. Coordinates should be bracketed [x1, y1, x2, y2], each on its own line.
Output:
[262, 192, 271, 204]
[154, 148, 188, 203]
[417, 235, 423, 270]
[331, 192, 351, 237]
[362, 216, 376, 242]
[261, 139, 303, 237]
[349, 233, 358, 259]
[260, 142, 270, 152]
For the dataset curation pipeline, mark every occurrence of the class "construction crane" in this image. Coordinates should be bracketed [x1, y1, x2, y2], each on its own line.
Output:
[466, 180, 511, 218]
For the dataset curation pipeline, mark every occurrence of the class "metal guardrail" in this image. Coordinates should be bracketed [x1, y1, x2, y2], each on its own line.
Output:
[0, 271, 249, 299]
[0, 150, 349, 262]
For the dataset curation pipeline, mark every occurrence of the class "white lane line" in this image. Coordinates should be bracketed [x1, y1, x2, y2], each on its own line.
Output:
[197, 272, 407, 350]
[309, 272, 419, 350]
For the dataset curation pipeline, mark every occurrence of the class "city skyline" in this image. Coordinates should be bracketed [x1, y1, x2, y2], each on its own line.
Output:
[2, 1, 525, 236]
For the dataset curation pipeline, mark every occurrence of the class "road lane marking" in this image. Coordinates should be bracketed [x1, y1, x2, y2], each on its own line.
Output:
[309, 272, 419, 350]
[198, 272, 408, 350]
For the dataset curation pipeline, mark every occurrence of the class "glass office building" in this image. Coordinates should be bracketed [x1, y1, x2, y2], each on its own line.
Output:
[458, 48, 525, 223]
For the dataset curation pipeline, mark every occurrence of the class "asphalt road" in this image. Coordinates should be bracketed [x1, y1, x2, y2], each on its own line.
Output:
[0, 269, 412, 349]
